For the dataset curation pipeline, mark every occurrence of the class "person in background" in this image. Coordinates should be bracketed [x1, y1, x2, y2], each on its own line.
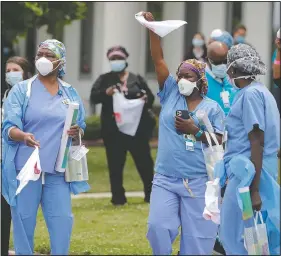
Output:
[90, 46, 155, 205]
[208, 29, 233, 50]
[1, 56, 32, 256]
[219, 43, 280, 255]
[142, 12, 225, 255]
[272, 28, 280, 158]
[206, 40, 237, 115]
[2, 39, 89, 255]
[273, 28, 280, 87]
[206, 31, 236, 255]
[184, 32, 207, 62]
[232, 24, 247, 45]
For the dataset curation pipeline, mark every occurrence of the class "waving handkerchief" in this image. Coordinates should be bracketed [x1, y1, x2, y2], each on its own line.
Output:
[135, 11, 187, 37]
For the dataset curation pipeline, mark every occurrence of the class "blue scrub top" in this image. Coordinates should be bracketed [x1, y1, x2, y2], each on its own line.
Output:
[15, 78, 68, 174]
[205, 69, 238, 115]
[224, 81, 280, 176]
[155, 75, 225, 179]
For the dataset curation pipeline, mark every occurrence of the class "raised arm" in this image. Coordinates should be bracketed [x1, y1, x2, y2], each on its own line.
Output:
[142, 12, 169, 90]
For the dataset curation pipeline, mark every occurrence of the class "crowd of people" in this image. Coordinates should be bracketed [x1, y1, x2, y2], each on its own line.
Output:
[1, 10, 280, 256]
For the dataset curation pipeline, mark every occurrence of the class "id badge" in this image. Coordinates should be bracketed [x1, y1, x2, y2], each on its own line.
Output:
[185, 141, 194, 151]
[220, 91, 230, 108]
[183, 134, 195, 151]
[71, 145, 89, 161]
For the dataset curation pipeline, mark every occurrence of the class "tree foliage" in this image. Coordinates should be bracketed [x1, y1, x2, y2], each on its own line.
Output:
[1, 1, 87, 43]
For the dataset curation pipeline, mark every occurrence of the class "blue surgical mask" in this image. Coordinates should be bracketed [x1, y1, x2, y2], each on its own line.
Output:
[192, 38, 205, 47]
[211, 64, 227, 79]
[235, 36, 245, 44]
[5, 71, 23, 86]
[110, 60, 126, 72]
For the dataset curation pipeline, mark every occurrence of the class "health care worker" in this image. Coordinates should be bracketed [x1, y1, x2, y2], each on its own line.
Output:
[1, 56, 32, 256]
[206, 33, 237, 115]
[142, 12, 225, 255]
[218, 44, 280, 255]
[2, 39, 90, 255]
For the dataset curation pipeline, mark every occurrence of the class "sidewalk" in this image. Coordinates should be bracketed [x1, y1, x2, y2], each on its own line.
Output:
[71, 191, 144, 199]
[83, 139, 158, 148]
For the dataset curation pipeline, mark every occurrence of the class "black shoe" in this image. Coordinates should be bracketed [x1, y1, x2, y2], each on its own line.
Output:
[111, 198, 127, 206]
[213, 237, 226, 255]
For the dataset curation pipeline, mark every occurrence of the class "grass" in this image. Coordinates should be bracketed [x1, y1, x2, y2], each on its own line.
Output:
[10, 197, 181, 255]
[87, 147, 157, 193]
[9, 147, 280, 254]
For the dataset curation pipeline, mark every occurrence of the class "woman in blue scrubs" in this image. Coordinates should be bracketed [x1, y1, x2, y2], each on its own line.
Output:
[219, 44, 280, 255]
[2, 39, 89, 255]
[142, 12, 225, 255]
[1, 56, 32, 256]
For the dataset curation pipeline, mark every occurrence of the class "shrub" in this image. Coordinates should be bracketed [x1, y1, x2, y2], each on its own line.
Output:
[83, 105, 162, 141]
[83, 115, 101, 140]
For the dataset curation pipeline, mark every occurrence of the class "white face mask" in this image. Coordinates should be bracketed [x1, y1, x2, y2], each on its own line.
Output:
[5, 71, 23, 86]
[178, 78, 199, 96]
[35, 57, 62, 76]
[230, 75, 256, 90]
[110, 60, 126, 72]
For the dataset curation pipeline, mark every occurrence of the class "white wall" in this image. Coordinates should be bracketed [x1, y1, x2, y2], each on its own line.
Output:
[242, 2, 272, 87]
[199, 2, 227, 40]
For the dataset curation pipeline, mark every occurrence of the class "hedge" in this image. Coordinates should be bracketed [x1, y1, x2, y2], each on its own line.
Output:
[83, 106, 161, 141]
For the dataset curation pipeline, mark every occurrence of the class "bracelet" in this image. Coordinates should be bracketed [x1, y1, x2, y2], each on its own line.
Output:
[274, 60, 280, 65]
[195, 129, 203, 138]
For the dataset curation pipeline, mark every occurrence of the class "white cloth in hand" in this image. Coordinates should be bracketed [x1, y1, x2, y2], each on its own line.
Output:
[135, 12, 187, 37]
[16, 146, 42, 195]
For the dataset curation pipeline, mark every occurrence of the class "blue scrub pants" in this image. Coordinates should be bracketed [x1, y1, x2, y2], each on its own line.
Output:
[147, 173, 218, 255]
[11, 172, 73, 255]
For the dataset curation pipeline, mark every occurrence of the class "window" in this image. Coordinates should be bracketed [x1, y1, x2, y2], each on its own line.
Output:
[80, 2, 94, 75]
[226, 2, 242, 34]
[145, 2, 164, 74]
[184, 2, 200, 59]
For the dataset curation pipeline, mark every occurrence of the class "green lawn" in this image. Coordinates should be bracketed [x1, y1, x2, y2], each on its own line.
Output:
[10, 198, 181, 255]
[86, 147, 280, 192]
[9, 147, 280, 254]
[87, 147, 157, 193]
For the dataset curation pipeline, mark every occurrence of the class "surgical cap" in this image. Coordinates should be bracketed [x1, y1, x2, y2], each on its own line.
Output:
[227, 44, 267, 75]
[38, 39, 66, 77]
[107, 46, 129, 60]
[211, 30, 234, 49]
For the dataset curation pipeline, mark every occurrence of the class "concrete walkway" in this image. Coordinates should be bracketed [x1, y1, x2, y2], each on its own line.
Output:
[71, 191, 144, 199]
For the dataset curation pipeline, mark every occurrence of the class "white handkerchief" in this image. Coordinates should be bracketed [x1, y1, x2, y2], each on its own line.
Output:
[16, 146, 42, 195]
[135, 12, 187, 37]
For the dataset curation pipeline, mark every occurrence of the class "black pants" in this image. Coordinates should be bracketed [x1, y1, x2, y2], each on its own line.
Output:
[1, 195, 11, 256]
[103, 132, 154, 205]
